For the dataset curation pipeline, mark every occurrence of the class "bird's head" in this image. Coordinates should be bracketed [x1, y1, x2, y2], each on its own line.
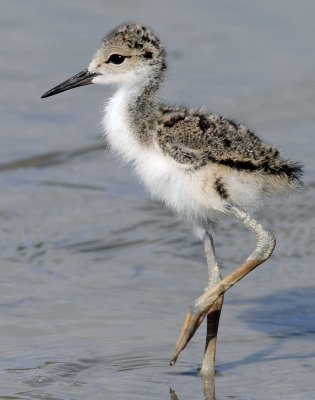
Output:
[41, 23, 166, 98]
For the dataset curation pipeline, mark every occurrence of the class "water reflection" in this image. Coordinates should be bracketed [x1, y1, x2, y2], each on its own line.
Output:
[170, 388, 179, 400]
[171, 373, 216, 400]
[201, 375, 216, 400]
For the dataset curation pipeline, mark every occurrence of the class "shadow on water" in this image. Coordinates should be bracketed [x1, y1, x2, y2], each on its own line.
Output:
[222, 286, 315, 372]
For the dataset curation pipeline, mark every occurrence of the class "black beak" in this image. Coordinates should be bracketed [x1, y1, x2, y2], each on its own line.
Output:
[41, 69, 100, 98]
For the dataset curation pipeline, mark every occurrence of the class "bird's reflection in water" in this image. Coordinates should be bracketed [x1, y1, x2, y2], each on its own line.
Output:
[170, 388, 179, 400]
[170, 373, 216, 400]
[201, 375, 216, 400]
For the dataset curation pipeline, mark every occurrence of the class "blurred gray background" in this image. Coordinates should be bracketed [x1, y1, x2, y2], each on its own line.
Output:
[0, 1, 314, 399]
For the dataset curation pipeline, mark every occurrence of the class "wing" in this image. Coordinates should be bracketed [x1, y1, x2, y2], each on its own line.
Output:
[155, 105, 302, 180]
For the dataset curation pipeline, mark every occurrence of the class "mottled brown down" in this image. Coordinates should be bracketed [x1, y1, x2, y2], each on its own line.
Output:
[105, 24, 303, 202]
[155, 106, 302, 177]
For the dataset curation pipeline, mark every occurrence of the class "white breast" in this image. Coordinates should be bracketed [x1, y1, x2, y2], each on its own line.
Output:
[102, 88, 219, 221]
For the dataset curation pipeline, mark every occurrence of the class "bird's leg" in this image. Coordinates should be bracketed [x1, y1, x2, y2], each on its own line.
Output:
[200, 232, 223, 376]
[170, 205, 276, 365]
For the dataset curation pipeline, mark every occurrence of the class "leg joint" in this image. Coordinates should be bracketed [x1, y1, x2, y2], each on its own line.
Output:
[253, 228, 276, 262]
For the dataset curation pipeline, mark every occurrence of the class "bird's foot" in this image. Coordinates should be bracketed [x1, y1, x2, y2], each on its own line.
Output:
[170, 304, 206, 366]
[170, 281, 228, 365]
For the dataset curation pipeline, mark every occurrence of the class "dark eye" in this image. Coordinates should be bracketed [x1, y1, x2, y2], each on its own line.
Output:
[106, 54, 126, 65]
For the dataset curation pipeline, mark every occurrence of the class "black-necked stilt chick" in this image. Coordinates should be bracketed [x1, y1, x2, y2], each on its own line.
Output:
[41, 23, 303, 376]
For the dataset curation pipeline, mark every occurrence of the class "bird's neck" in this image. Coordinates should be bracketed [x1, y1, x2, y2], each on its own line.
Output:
[104, 72, 163, 160]
[122, 72, 162, 144]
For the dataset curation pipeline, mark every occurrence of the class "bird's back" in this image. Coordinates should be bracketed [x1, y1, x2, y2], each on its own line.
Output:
[155, 105, 303, 184]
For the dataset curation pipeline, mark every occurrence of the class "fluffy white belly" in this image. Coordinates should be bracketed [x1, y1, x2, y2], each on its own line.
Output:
[102, 89, 219, 220]
[133, 149, 201, 215]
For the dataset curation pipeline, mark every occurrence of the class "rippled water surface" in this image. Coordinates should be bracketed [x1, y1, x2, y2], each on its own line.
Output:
[1, 1, 315, 399]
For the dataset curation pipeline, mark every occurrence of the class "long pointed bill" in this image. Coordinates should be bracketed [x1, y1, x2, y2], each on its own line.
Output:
[41, 69, 100, 98]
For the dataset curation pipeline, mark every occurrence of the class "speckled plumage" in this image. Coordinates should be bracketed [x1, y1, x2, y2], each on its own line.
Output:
[156, 106, 302, 178]
[42, 23, 303, 215]
[93, 23, 303, 217]
[100, 24, 303, 222]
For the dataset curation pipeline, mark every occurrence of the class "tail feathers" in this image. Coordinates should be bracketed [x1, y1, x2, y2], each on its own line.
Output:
[269, 159, 304, 185]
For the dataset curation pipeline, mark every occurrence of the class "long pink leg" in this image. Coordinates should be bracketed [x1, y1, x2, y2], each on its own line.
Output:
[170, 205, 276, 366]
[200, 232, 224, 376]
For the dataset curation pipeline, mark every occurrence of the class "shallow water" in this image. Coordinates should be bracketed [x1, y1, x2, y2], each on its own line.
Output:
[0, 1, 315, 399]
